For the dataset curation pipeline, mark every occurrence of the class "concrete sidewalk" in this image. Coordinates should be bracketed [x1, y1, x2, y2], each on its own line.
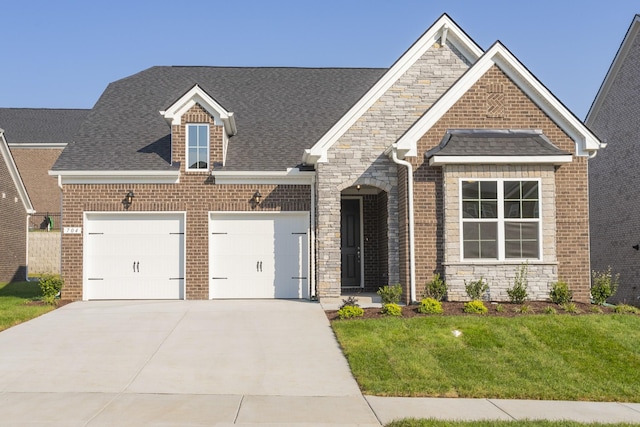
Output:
[0, 300, 639, 426]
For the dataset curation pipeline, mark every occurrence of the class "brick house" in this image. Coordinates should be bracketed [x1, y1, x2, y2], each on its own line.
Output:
[50, 14, 603, 302]
[587, 14, 640, 306]
[0, 128, 34, 282]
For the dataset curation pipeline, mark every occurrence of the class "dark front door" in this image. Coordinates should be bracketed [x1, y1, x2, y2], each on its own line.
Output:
[341, 198, 361, 288]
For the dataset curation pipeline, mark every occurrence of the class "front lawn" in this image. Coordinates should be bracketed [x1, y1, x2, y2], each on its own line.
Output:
[0, 281, 54, 332]
[332, 314, 640, 401]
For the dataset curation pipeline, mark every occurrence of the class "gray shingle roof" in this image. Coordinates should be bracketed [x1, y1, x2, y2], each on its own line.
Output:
[0, 108, 89, 144]
[425, 129, 572, 158]
[52, 66, 386, 171]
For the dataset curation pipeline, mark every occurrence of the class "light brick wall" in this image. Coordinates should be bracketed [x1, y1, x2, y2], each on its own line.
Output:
[28, 231, 61, 274]
[587, 29, 640, 306]
[10, 148, 63, 214]
[316, 41, 471, 299]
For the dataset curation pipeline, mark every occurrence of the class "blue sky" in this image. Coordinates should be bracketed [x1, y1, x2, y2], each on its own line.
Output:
[1, 0, 638, 119]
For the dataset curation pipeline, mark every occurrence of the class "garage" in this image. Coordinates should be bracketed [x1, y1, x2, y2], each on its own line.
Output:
[209, 212, 309, 299]
[84, 212, 185, 300]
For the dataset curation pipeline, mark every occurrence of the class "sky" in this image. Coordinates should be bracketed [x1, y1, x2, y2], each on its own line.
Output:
[1, 0, 638, 119]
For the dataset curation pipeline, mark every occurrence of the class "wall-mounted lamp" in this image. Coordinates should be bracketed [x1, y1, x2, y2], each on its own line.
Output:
[356, 184, 361, 191]
[251, 190, 262, 207]
[123, 190, 135, 209]
[633, 244, 639, 251]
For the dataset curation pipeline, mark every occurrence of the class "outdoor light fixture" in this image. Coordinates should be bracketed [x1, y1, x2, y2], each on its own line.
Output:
[356, 184, 361, 191]
[251, 190, 262, 206]
[123, 190, 135, 209]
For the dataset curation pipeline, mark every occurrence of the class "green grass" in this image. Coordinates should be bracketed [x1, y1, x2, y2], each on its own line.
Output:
[0, 281, 55, 332]
[387, 420, 639, 427]
[332, 315, 640, 401]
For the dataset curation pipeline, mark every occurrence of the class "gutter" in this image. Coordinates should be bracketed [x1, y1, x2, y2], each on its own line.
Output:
[388, 144, 417, 303]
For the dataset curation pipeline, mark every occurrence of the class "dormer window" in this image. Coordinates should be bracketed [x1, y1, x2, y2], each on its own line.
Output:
[187, 124, 209, 170]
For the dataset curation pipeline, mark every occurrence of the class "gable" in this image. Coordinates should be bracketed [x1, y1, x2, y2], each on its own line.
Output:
[0, 129, 34, 213]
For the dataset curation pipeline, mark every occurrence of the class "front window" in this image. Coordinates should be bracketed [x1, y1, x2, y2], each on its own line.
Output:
[187, 124, 209, 170]
[461, 179, 540, 260]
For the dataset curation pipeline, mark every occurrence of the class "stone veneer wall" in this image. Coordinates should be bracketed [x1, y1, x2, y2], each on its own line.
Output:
[442, 165, 558, 301]
[316, 41, 471, 299]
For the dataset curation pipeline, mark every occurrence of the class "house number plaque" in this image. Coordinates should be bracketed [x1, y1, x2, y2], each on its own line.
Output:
[63, 227, 82, 234]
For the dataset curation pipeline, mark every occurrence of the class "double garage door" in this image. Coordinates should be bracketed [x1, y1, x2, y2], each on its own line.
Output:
[83, 212, 308, 300]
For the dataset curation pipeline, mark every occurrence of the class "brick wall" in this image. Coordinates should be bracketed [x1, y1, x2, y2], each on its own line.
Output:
[0, 150, 27, 283]
[587, 28, 640, 306]
[411, 65, 591, 302]
[10, 148, 63, 214]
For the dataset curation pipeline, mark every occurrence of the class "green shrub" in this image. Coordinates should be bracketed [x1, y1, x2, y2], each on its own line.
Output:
[418, 297, 443, 314]
[614, 304, 640, 314]
[377, 284, 402, 305]
[549, 280, 573, 305]
[463, 300, 488, 314]
[543, 306, 557, 315]
[495, 304, 505, 313]
[337, 305, 364, 319]
[339, 295, 360, 309]
[507, 263, 528, 304]
[591, 267, 619, 305]
[464, 277, 488, 301]
[561, 302, 580, 314]
[514, 304, 533, 314]
[591, 306, 603, 314]
[382, 303, 402, 317]
[425, 273, 447, 301]
[38, 274, 63, 305]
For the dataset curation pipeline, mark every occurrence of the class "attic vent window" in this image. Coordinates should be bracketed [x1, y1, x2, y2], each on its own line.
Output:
[187, 124, 209, 171]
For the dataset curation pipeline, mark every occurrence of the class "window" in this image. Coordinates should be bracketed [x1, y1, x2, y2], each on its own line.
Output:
[461, 179, 540, 260]
[187, 124, 209, 170]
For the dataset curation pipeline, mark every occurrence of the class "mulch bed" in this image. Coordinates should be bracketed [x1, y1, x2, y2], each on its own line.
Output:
[325, 301, 614, 321]
[25, 299, 73, 308]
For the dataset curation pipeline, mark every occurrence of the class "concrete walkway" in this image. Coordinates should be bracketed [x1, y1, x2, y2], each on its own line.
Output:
[0, 300, 639, 426]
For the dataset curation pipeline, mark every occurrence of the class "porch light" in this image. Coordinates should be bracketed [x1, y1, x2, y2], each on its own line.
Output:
[124, 190, 135, 209]
[252, 190, 262, 206]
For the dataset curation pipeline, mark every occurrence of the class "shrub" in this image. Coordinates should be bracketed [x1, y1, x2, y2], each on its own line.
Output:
[590, 306, 603, 314]
[507, 263, 528, 304]
[514, 304, 533, 314]
[337, 305, 364, 319]
[382, 303, 402, 317]
[418, 297, 443, 314]
[549, 280, 573, 305]
[464, 277, 488, 301]
[463, 300, 488, 314]
[339, 295, 360, 309]
[561, 302, 580, 314]
[543, 306, 557, 315]
[591, 267, 619, 305]
[495, 304, 506, 313]
[614, 304, 640, 314]
[38, 274, 63, 305]
[377, 284, 402, 305]
[425, 273, 447, 301]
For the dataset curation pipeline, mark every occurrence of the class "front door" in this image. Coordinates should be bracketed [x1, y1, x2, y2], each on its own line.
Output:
[341, 198, 362, 288]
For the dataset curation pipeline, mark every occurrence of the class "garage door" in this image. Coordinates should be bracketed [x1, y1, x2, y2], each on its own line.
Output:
[209, 212, 309, 299]
[84, 213, 185, 300]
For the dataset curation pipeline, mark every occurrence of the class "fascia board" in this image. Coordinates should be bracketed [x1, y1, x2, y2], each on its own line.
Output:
[397, 43, 603, 159]
[587, 15, 640, 124]
[8, 142, 67, 149]
[303, 14, 483, 165]
[428, 155, 573, 166]
[48, 169, 180, 185]
[0, 130, 35, 213]
[211, 170, 314, 185]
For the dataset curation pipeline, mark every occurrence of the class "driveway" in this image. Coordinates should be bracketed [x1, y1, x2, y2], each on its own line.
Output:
[0, 300, 380, 426]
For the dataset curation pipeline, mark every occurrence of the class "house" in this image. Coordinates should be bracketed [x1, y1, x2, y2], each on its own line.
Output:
[0, 128, 34, 282]
[49, 14, 603, 302]
[586, 15, 640, 306]
[0, 108, 89, 275]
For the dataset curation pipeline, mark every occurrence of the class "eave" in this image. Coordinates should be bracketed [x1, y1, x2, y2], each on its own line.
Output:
[48, 169, 180, 185]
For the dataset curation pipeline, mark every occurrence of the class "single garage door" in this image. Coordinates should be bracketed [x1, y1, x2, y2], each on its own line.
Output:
[84, 213, 185, 300]
[209, 212, 309, 299]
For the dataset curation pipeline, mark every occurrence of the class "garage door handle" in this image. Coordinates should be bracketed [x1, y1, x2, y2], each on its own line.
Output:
[257, 261, 263, 272]
[133, 261, 139, 273]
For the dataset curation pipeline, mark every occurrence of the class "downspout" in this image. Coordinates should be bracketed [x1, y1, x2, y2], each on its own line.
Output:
[390, 145, 416, 303]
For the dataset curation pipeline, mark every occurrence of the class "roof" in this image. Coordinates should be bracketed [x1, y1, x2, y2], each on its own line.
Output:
[0, 108, 89, 145]
[52, 67, 386, 172]
[427, 129, 571, 156]
[0, 129, 34, 213]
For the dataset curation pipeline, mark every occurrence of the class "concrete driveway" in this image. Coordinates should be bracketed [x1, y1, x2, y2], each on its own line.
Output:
[0, 300, 380, 426]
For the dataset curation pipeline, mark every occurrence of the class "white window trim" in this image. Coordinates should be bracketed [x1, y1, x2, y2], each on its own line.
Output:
[186, 123, 210, 172]
[459, 177, 542, 262]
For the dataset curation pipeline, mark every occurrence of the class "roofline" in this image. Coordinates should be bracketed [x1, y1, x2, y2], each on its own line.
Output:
[48, 169, 180, 185]
[428, 154, 573, 166]
[586, 14, 640, 124]
[211, 169, 314, 185]
[0, 129, 35, 213]
[8, 142, 67, 149]
[302, 13, 484, 165]
[396, 42, 604, 158]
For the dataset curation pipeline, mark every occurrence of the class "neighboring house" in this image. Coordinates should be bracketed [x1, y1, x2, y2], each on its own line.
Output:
[0, 128, 35, 282]
[50, 14, 603, 302]
[587, 14, 640, 306]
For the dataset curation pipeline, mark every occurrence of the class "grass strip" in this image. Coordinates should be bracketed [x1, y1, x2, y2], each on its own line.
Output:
[0, 281, 54, 332]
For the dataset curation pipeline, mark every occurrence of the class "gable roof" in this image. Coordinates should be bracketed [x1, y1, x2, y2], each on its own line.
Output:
[52, 67, 385, 172]
[395, 42, 604, 158]
[0, 129, 34, 213]
[586, 14, 640, 124]
[0, 108, 89, 146]
[302, 13, 483, 165]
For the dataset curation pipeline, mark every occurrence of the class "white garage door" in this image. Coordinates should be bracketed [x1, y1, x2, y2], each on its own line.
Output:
[209, 212, 309, 299]
[84, 213, 185, 300]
